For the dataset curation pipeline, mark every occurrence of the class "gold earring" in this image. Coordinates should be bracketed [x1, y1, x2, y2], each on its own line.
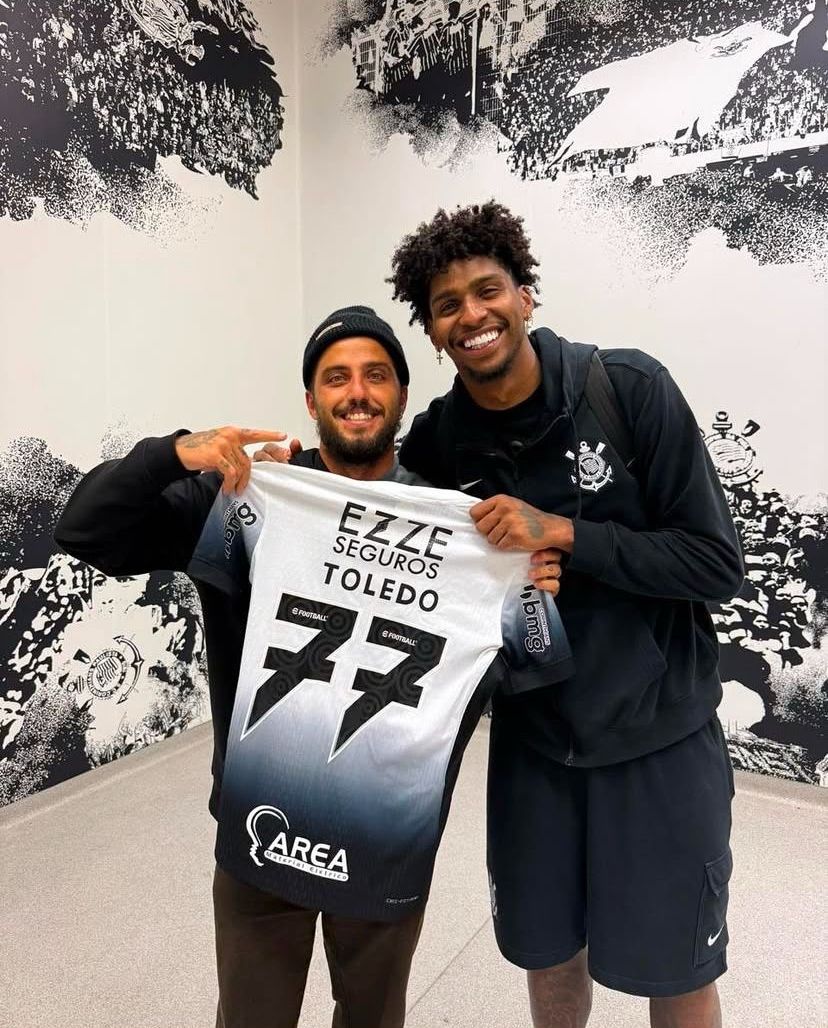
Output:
[436, 349, 444, 365]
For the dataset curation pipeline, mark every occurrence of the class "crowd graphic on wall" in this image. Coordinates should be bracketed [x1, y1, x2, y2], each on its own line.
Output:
[0, 436, 208, 807]
[0, 0, 283, 230]
[703, 416, 827, 786]
[341, 0, 827, 269]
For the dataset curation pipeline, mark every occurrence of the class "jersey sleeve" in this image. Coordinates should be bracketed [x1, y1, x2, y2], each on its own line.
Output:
[499, 572, 574, 694]
[187, 483, 264, 596]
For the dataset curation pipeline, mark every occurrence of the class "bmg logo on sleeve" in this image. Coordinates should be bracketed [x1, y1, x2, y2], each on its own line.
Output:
[223, 500, 257, 559]
[519, 585, 552, 653]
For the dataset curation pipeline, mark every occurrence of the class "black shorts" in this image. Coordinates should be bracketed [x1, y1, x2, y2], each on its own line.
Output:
[487, 717, 734, 998]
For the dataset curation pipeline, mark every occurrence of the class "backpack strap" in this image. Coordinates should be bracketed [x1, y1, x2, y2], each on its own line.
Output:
[436, 392, 459, 485]
[579, 351, 636, 470]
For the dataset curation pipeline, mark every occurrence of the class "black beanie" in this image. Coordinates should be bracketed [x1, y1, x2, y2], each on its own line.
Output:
[303, 305, 410, 388]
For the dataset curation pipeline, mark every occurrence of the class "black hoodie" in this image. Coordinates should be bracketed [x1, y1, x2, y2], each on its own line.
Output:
[398, 328, 744, 765]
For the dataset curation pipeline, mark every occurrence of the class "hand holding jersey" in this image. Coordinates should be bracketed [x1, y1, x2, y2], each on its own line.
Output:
[470, 494, 574, 553]
[469, 495, 571, 596]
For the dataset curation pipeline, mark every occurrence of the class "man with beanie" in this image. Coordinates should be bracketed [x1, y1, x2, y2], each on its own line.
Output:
[54, 307, 430, 1028]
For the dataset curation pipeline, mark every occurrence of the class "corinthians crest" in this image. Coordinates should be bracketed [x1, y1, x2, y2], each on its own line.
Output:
[66, 636, 144, 703]
[566, 441, 614, 493]
[704, 412, 762, 487]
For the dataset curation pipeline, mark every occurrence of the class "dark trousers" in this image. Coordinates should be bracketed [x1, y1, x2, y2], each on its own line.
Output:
[213, 865, 425, 1028]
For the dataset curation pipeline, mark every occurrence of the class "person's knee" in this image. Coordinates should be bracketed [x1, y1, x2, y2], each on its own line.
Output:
[649, 982, 721, 1028]
[532, 947, 588, 976]
[528, 949, 592, 1028]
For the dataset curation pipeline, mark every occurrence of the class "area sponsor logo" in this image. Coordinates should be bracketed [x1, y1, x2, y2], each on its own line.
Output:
[245, 805, 349, 882]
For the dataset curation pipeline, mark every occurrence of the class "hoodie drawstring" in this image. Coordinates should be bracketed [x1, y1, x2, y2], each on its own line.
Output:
[568, 408, 583, 521]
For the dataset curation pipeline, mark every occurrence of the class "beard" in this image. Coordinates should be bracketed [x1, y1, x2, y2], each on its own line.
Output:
[315, 400, 403, 465]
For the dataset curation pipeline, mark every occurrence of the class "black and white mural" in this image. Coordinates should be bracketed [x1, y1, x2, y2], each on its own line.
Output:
[0, 0, 283, 230]
[319, 0, 828, 785]
[704, 416, 827, 786]
[0, 436, 208, 806]
[336, 0, 826, 271]
[0, 3, 295, 807]
[1, 0, 823, 809]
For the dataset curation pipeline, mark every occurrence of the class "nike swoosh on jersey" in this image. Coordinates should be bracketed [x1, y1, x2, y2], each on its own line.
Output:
[459, 479, 483, 491]
[707, 924, 725, 947]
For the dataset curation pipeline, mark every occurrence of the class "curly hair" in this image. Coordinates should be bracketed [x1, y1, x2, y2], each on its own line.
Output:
[388, 201, 540, 326]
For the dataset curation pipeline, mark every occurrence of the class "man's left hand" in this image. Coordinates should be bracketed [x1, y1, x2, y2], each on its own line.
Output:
[470, 495, 575, 553]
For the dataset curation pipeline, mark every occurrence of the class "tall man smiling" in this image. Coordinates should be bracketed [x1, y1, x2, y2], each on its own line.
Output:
[391, 203, 744, 1028]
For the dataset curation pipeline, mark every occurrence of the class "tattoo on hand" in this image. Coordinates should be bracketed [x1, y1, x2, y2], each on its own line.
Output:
[181, 430, 218, 449]
[519, 503, 546, 540]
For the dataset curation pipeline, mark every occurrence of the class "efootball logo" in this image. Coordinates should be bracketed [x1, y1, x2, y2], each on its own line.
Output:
[245, 805, 349, 882]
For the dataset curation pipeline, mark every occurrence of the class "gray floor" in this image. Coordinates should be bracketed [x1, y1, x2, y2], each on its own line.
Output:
[1, 722, 825, 1028]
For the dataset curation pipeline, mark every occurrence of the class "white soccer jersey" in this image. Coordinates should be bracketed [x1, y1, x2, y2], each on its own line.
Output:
[189, 462, 573, 921]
